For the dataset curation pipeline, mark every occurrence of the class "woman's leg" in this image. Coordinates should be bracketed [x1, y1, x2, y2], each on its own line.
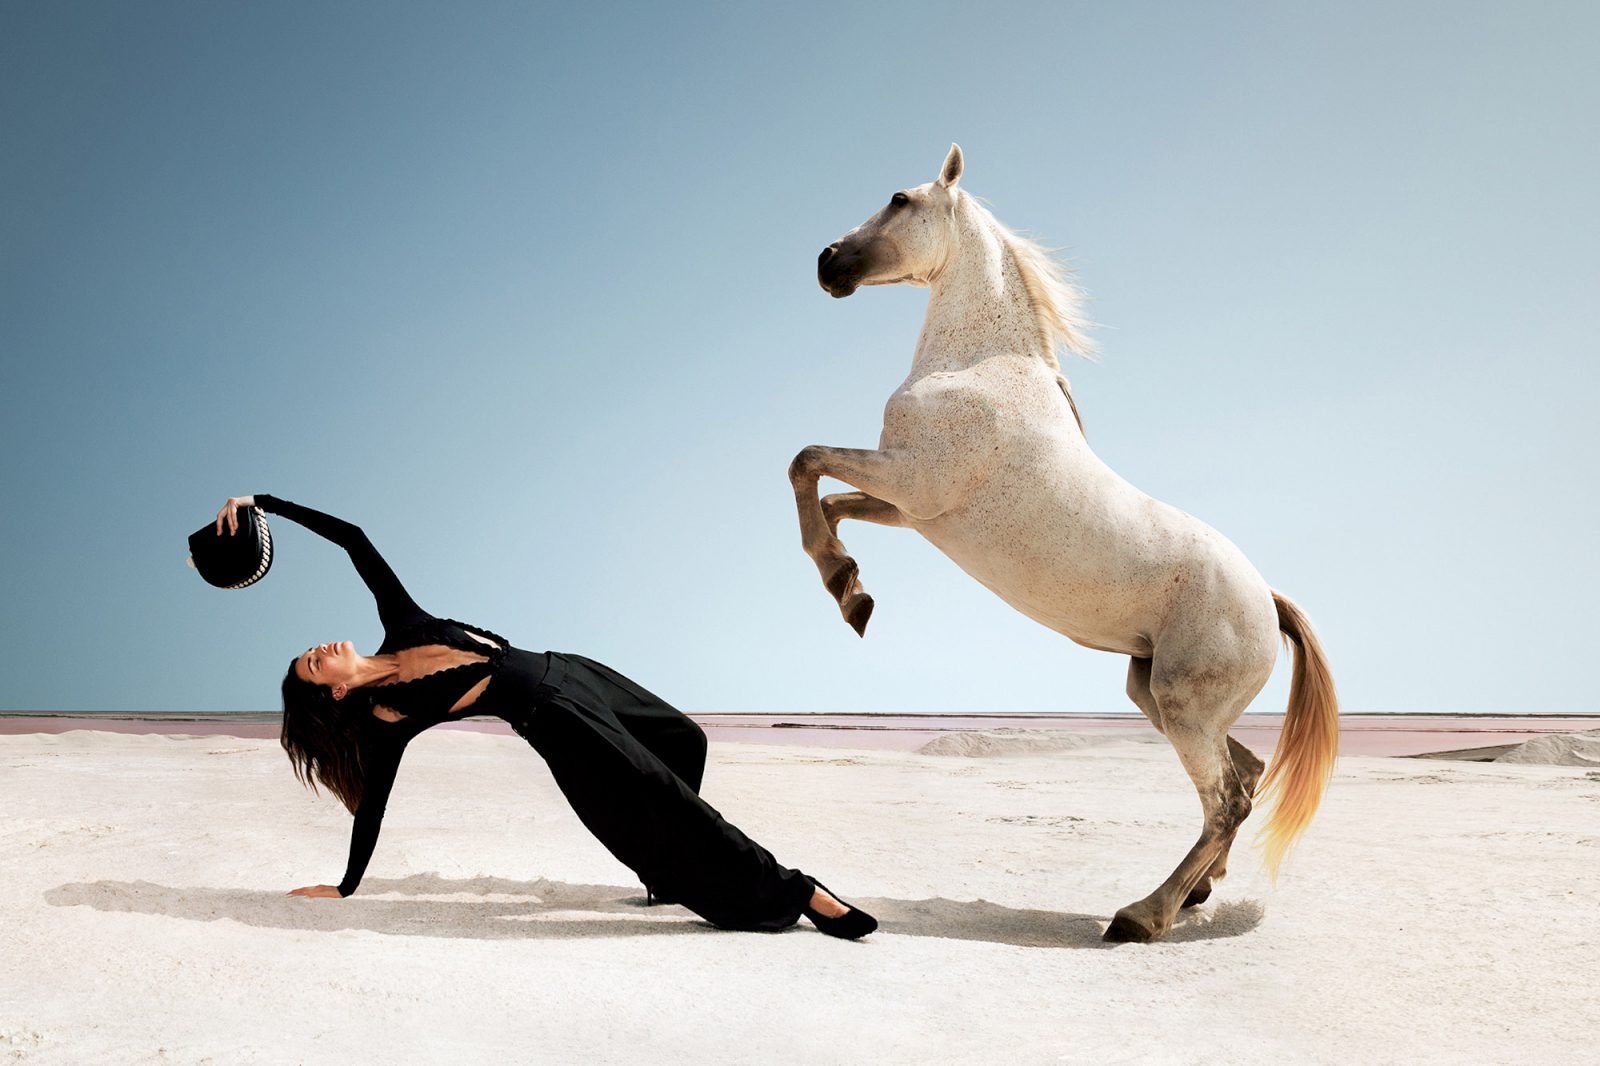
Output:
[511, 658, 813, 932]
[561, 655, 707, 793]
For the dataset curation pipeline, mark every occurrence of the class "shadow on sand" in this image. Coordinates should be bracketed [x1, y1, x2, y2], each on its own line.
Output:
[44, 874, 1264, 948]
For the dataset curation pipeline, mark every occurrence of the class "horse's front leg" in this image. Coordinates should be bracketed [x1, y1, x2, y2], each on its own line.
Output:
[822, 491, 905, 536]
[788, 446, 917, 636]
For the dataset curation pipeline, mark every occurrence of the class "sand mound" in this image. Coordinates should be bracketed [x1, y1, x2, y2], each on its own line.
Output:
[917, 728, 1151, 757]
[1494, 729, 1600, 767]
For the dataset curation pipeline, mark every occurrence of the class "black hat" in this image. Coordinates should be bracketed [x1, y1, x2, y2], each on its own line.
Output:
[187, 506, 274, 589]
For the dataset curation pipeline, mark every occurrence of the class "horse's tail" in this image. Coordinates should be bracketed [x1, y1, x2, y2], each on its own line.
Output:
[1256, 590, 1339, 880]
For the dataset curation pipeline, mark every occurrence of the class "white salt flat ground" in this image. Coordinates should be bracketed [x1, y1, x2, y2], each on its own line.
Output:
[2, 730, 1597, 1065]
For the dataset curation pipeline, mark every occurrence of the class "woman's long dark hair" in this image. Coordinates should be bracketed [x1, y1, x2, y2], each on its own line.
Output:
[281, 659, 371, 813]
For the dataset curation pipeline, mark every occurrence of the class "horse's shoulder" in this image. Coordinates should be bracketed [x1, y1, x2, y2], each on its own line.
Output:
[882, 378, 1006, 455]
[891, 369, 989, 407]
[887, 374, 977, 418]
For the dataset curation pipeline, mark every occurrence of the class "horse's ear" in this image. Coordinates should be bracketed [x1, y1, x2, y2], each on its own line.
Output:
[937, 143, 964, 188]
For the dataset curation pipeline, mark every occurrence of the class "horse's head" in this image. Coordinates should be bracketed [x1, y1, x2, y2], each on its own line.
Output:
[818, 144, 964, 298]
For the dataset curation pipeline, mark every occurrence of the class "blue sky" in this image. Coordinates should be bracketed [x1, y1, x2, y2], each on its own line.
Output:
[3, 2, 1596, 714]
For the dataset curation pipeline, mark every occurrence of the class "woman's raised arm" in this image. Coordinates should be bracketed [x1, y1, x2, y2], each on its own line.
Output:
[218, 494, 428, 630]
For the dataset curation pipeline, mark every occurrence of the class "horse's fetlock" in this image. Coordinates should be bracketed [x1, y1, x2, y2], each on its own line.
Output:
[824, 558, 858, 600]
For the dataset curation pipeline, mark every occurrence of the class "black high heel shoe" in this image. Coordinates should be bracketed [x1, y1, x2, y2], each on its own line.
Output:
[803, 881, 878, 940]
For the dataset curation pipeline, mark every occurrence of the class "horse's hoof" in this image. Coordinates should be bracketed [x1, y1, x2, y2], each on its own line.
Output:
[1103, 911, 1157, 944]
[1182, 883, 1212, 909]
[845, 594, 874, 637]
[823, 559, 859, 601]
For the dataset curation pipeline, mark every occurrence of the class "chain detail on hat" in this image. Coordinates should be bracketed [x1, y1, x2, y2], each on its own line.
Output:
[225, 507, 273, 589]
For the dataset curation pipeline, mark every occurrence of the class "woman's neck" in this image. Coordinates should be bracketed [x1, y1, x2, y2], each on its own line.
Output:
[349, 653, 402, 690]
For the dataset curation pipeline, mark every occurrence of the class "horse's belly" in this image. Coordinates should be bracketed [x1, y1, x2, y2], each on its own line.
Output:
[914, 520, 1157, 657]
[989, 582, 1154, 657]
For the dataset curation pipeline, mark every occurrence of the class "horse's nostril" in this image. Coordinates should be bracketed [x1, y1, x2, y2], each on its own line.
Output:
[818, 245, 838, 267]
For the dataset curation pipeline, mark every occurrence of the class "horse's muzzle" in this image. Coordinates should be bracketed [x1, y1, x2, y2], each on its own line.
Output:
[817, 243, 861, 299]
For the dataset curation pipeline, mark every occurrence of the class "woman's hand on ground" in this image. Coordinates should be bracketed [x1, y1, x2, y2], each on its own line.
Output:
[215, 496, 256, 536]
[287, 884, 341, 899]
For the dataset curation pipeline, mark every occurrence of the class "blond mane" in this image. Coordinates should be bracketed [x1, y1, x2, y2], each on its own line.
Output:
[967, 195, 1095, 370]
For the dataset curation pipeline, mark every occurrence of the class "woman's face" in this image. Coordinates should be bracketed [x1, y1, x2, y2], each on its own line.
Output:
[294, 641, 360, 694]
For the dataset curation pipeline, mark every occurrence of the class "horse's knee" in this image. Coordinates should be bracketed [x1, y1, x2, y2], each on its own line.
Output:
[789, 446, 824, 481]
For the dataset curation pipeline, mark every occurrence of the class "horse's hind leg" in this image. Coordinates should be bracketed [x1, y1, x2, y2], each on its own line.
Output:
[1124, 658, 1263, 910]
[1106, 656, 1262, 943]
[822, 491, 905, 535]
[1187, 737, 1264, 905]
[1105, 723, 1249, 942]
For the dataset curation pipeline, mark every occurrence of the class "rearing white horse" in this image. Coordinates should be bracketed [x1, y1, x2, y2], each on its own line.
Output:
[791, 144, 1338, 943]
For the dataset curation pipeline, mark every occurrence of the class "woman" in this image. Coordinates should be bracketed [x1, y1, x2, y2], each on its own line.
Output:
[217, 494, 876, 939]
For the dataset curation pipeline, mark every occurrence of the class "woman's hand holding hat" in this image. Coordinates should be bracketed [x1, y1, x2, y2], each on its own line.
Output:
[189, 496, 273, 588]
[216, 496, 257, 536]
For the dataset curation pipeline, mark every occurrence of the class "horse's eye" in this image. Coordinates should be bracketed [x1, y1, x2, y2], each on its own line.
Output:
[890, 192, 910, 207]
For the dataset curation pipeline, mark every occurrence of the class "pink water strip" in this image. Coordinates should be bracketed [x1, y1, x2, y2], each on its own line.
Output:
[2, 713, 1595, 757]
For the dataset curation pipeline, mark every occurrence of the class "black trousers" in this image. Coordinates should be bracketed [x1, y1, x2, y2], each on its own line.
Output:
[485, 650, 814, 931]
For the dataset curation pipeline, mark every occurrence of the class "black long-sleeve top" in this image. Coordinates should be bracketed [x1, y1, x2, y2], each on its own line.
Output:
[256, 495, 512, 897]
